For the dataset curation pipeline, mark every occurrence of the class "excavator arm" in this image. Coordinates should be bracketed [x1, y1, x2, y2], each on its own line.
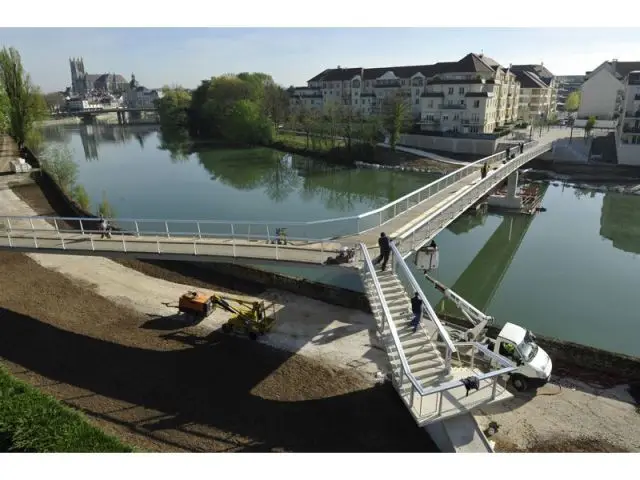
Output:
[421, 271, 494, 342]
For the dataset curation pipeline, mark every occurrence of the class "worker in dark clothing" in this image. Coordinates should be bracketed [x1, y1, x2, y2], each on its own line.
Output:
[374, 232, 391, 271]
[505, 146, 511, 160]
[481, 162, 488, 179]
[410, 292, 423, 333]
[519, 142, 524, 154]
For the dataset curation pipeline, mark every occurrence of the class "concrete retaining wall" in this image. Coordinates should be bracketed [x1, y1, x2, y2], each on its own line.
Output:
[398, 134, 498, 156]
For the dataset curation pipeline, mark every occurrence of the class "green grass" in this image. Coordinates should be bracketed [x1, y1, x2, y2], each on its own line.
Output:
[0, 366, 133, 452]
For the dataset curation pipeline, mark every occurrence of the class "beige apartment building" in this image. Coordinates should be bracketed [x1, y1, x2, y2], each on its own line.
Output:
[510, 64, 557, 123]
[289, 53, 522, 135]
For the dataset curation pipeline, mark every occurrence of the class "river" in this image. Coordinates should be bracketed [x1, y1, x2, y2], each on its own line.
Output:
[41, 124, 640, 358]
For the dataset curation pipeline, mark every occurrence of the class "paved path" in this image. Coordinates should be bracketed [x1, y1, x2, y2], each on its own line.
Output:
[0, 134, 19, 174]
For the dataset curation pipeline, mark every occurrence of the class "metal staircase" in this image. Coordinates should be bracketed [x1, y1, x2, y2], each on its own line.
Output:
[356, 242, 517, 430]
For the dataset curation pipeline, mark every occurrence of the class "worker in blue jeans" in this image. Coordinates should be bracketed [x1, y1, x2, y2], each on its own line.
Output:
[410, 292, 423, 333]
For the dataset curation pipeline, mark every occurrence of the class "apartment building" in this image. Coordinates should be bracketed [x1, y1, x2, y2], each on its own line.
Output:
[555, 75, 584, 111]
[510, 64, 557, 123]
[618, 70, 640, 165]
[291, 53, 520, 135]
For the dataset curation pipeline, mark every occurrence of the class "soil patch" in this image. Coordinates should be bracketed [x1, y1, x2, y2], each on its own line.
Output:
[496, 436, 629, 453]
[0, 251, 436, 452]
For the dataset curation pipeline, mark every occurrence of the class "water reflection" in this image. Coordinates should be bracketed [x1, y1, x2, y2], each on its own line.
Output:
[42, 124, 158, 162]
[438, 212, 537, 316]
[600, 191, 640, 255]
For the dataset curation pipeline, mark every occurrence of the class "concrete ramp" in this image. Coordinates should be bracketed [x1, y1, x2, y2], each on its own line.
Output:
[425, 412, 494, 453]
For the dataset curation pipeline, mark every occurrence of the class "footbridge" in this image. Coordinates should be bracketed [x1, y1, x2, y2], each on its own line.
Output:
[0, 140, 553, 452]
[0, 141, 551, 265]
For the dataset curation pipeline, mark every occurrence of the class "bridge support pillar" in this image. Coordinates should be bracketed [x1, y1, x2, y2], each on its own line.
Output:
[506, 170, 518, 200]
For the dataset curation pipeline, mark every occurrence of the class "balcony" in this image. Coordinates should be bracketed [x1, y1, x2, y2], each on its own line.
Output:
[622, 126, 640, 134]
[441, 104, 466, 110]
[461, 119, 482, 125]
[625, 110, 640, 118]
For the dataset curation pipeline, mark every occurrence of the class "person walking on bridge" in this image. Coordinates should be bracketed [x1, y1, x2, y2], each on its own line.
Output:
[374, 232, 391, 271]
[410, 292, 423, 333]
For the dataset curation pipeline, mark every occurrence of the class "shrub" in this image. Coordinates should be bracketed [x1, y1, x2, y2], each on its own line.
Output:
[39, 145, 78, 193]
[96, 191, 116, 218]
[72, 184, 91, 211]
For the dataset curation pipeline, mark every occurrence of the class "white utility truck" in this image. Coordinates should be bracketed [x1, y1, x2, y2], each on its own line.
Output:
[414, 246, 553, 392]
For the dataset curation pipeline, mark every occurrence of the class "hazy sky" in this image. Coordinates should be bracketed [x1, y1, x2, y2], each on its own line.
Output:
[3, 28, 639, 92]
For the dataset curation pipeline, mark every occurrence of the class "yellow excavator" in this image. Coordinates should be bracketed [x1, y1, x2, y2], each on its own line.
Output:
[178, 290, 276, 340]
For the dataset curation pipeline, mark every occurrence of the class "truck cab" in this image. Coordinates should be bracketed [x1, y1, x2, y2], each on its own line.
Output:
[484, 322, 552, 392]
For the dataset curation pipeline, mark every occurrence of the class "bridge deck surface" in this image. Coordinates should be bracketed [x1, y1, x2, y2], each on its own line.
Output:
[343, 167, 485, 248]
[411, 367, 512, 426]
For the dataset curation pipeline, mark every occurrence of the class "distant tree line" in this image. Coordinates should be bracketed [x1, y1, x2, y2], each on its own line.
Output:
[156, 74, 415, 158]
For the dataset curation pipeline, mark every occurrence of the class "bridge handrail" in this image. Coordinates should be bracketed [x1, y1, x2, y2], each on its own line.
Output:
[358, 242, 426, 395]
[395, 142, 552, 252]
[389, 241, 457, 356]
[354, 140, 538, 221]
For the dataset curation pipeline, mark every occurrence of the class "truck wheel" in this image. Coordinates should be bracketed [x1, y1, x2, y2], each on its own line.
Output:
[511, 375, 529, 392]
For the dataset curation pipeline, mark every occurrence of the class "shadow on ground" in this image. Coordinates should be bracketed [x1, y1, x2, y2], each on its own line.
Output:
[0, 307, 437, 453]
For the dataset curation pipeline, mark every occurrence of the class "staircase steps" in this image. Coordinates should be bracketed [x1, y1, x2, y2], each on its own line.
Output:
[359, 259, 447, 397]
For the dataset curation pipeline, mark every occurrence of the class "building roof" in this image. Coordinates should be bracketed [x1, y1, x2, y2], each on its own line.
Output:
[95, 73, 128, 85]
[608, 61, 640, 79]
[306, 53, 499, 84]
[512, 69, 548, 89]
[511, 63, 555, 80]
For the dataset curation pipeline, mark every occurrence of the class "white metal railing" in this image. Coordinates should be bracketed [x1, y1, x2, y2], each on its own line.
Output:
[389, 241, 457, 370]
[358, 243, 517, 421]
[395, 142, 552, 258]
[0, 216, 340, 262]
[5, 141, 544, 247]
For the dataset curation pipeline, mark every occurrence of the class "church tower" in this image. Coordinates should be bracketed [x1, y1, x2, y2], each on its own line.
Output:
[69, 57, 86, 95]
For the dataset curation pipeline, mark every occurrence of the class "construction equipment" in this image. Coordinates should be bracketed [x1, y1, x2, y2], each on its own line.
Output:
[177, 290, 276, 340]
[420, 272, 552, 392]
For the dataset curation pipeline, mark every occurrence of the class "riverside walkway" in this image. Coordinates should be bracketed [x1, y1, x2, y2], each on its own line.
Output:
[0, 140, 553, 265]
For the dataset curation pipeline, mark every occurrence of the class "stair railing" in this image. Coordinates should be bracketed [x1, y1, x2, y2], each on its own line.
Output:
[389, 241, 457, 373]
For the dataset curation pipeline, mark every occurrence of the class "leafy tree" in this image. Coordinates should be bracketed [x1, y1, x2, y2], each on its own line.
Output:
[381, 92, 411, 150]
[156, 86, 191, 129]
[585, 116, 596, 139]
[0, 46, 48, 149]
[565, 91, 581, 112]
[39, 145, 78, 192]
[44, 92, 66, 111]
[220, 99, 273, 145]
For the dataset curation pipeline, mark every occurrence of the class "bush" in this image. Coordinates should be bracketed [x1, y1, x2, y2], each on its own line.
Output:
[96, 191, 116, 218]
[0, 366, 132, 452]
[39, 145, 78, 193]
[72, 185, 91, 211]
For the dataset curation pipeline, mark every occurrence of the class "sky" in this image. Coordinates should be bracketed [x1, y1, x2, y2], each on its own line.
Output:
[2, 28, 640, 93]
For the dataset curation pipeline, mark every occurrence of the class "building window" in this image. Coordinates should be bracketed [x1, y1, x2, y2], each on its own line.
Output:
[415, 89, 420, 96]
[460, 100, 465, 105]
[474, 100, 480, 108]
[415, 99, 419, 105]
[448, 87, 454, 94]
[428, 101, 433, 108]
[352, 79, 361, 88]
[443, 115, 449, 121]
[459, 87, 464, 94]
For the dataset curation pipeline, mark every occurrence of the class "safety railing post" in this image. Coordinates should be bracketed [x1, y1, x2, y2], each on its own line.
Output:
[231, 224, 235, 241]
[445, 347, 452, 374]
[121, 233, 126, 252]
[53, 218, 59, 234]
[134, 221, 140, 237]
[197, 221, 202, 240]
[491, 376, 498, 400]
[266, 225, 271, 244]
[165, 221, 170, 238]
[356, 217, 360, 234]
[437, 392, 444, 416]
[275, 242, 279, 260]
[90, 235, 95, 251]
[379, 211, 382, 226]
[247, 224, 251, 241]
[157, 238, 161, 254]
[232, 236, 236, 257]
[193, 240, 197, 255]
[79, 219, 84, 235]
[6, 218, 11, 233]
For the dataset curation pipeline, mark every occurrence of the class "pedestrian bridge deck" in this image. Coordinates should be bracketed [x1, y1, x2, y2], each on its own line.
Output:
[0, 141, 552, 264]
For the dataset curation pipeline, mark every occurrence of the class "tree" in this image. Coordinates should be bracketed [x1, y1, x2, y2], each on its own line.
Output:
[585, 116, 596, 139]
[0, 46, 48, 149]
[156, 86, 191, 129]
[565, 91, 581, 112]
[381, 92, 411, 151]
[44, 92, 66, 111]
